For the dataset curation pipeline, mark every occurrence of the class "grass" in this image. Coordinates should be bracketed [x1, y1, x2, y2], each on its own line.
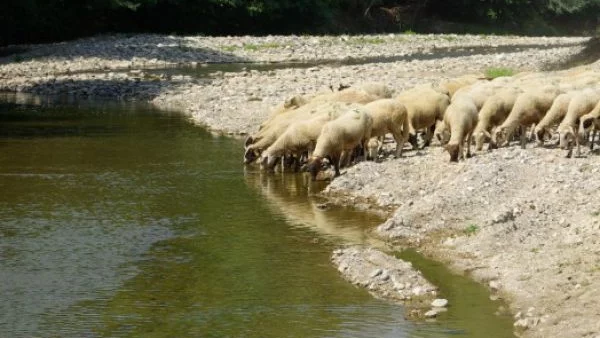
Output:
[402, 29, 416, 35]
[484, 67, 515, 79]
[242, 42, 283, 51]
[464, 224, 479, 236]
[13, 54, 24, 63]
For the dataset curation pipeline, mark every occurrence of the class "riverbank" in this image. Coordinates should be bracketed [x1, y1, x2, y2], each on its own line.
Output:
[1, 33, 598, 337]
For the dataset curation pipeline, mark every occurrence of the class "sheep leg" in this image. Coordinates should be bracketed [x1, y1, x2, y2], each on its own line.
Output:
[519, 125, 527, 149]
[528, 123, 536, 142]
[591, 129, 597, 151]
[393, 132, 403, 158]
[422, 124, 436, 148]
[465, 131, 473, 158]
[332, 154, 341, 177]
[339, 151, 349, 168]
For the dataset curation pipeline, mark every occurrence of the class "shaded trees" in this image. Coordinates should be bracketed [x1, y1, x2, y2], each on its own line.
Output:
[0, 0, 598, 46]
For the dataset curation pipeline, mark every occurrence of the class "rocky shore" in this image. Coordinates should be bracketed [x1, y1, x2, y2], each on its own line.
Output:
[1, 33, 598, 337]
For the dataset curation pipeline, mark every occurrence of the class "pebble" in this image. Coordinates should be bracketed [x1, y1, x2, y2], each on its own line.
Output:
[424, 309, 439, 318]
[431, 298, 448, 307]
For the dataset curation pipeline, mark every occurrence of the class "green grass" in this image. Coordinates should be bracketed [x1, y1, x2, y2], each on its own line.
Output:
[402, 30, 416, 35]
[464, 224, 479, 236]
[484, 67, 515, 79]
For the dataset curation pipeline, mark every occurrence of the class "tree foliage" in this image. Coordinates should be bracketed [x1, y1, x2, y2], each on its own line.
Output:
[0, 0, 597, 46]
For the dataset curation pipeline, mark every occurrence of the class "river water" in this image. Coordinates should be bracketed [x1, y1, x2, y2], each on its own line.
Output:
[0, 94, 513, 337]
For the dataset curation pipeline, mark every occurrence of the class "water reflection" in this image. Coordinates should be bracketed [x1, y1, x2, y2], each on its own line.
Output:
[244, 169, 385, 248]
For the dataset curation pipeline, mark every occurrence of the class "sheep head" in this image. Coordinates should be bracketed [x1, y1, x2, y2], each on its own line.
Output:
[559, 130, 575, 150]
[244, 147, 260, 164]
[474, 130, 490, 151]
[306, 156, 324, 179]
[444, 143, 460, 162]
[366, 138, 380, 160]
[494, 127, 508, 147]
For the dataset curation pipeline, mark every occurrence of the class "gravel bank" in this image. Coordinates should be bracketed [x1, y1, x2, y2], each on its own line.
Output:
[326, 143, 600, 337]
[1, 33, 598, 337]
[332, 247, 443, 318]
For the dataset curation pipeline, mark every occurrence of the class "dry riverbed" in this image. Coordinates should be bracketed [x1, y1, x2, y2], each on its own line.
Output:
[1, 33, 598, 337]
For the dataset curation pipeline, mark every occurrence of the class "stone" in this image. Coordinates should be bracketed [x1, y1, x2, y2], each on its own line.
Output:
[431, 298, 448, 308]
[424, 309, 438, 318]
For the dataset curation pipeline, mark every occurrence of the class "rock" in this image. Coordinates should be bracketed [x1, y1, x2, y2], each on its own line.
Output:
[424, 309, 438, 318]
[431, 298, 448, 308]
[370, 268, 383, 278]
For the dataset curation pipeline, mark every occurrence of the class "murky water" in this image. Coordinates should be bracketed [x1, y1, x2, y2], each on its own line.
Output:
[0, 94, 513, 337]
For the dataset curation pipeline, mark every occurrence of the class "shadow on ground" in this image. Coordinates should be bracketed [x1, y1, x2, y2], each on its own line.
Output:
[544, 36, 600, 70]
[0, 34, 248, 65]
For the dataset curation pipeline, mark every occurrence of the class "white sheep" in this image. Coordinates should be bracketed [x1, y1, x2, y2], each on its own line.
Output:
[244, 91, 379, 164]
[533, 91, 575, 146]
[306, 107, 373, 178]
[353, 82, 394, 98]
[453, 82, 503, 110]
[438, 74, 484, 98]
[556, 88, 600, 157]
[493, 85, 561, 148]
[259, 103, 358, 170]
[363, 99, 409, 158]
[245, 87, 380, 155]
[441, 97, 479, 162]
[473, 86, 523, 151]
[396, 86, 450, 149]
[578, 100, 600, 152]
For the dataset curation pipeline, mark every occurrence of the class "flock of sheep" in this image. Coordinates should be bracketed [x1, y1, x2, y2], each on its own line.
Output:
[243, 66, 600, 179]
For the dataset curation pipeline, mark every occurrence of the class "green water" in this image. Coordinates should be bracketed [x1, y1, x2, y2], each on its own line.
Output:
[0, 94, 513, 337]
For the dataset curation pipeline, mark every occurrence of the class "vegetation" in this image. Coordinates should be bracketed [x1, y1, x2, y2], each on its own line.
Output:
[464, 224, 479, 236]
[485, 67, 516, 79]
[0, 0, 599, 46]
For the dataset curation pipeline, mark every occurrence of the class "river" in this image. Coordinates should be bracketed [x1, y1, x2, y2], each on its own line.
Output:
[0, 93, 513, 337]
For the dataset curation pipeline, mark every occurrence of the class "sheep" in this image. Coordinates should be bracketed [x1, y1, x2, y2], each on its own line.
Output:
[353, 82, 394, 98]
[578, 100, 600, 152]
[308, 87, 380, 106]
[438, 74, 484, 98]
[473, 86, 523, 151]
[556, 88, 600, 157]
[533, 91, 576, 146]
[244, 89, 380, 164]
[441, 97, 479, 162]
[493, 85, 561, 149]
[396, 86, 451, 149]
[453, 82, 504, 111]
[363, 98, 409, 159]
[306, 107, 373, 179]
[259, 103, 358, 171]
